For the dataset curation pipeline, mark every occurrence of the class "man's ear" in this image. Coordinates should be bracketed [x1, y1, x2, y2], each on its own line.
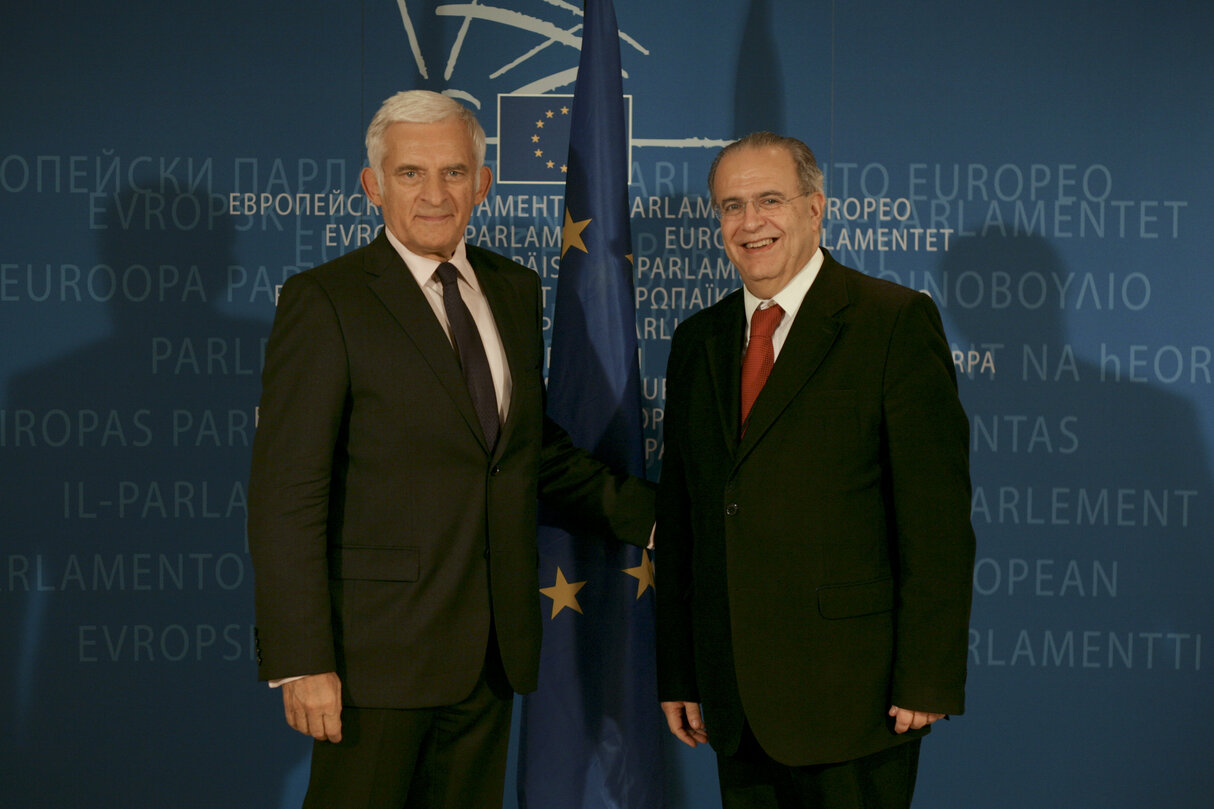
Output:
[361, 167, 382, 206]
[807, 191, 826, 228]
[475, 165, 493, 205]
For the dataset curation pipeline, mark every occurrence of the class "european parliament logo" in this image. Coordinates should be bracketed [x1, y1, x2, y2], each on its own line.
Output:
[496, 93, 632, 184]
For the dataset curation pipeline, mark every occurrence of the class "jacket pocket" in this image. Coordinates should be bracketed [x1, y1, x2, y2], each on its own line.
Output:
[330, 545, 420, 581]
[816, 576, 894, 619]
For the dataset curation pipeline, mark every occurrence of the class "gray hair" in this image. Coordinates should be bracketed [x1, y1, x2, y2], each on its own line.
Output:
[707, 131, 825, 200]
[365, 90, 487, 185]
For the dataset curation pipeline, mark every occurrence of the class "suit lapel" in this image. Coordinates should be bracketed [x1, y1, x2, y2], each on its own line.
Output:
[363, 234, 489, 452]
[704, 293, 745, 452]
[734, 255, 849, 467]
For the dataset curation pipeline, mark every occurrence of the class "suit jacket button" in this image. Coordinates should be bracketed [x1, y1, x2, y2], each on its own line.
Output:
[725, 503, 739, 516]
[491, 465, 502, 476]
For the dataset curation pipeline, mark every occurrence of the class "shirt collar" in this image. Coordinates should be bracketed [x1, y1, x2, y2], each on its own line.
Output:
[742, 247, 823, 327]
[383, 227, 479, 293]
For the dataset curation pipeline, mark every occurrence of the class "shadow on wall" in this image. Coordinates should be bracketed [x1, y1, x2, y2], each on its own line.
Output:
[920, 232, 1213, 806]
[1, 183, 312, 807]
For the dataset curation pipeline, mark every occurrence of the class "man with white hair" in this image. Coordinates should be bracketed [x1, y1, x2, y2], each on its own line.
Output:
[248, 90, 653, 808]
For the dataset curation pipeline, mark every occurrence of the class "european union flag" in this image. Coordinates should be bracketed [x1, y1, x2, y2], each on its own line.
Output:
[497, 94, 575, 184]
[497, 93, 631, 185]
[517, 0, 662, 807]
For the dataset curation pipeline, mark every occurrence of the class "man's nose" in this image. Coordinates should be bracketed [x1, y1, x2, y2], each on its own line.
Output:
[419, 172, 447, 203]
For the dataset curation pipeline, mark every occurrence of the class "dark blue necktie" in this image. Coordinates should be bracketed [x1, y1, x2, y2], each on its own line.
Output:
[435, 262, 499, 450]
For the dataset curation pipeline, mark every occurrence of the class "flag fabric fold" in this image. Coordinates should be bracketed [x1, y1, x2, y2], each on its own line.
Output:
[517, 0, 662, 806]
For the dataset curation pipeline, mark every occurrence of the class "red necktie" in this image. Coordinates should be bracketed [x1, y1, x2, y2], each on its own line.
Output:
[740, 303, 784, 434]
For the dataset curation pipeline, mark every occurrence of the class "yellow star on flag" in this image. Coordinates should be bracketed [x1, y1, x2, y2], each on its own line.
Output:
[540, 566, 586, 619]
[561, 208, 591, 258]
[622, 550, 655, 598]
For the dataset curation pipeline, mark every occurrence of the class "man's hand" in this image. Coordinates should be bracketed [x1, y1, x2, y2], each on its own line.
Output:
[283, 672, 343, 742]
[888, 705, 946, 734]
[661, 701, 709, 748]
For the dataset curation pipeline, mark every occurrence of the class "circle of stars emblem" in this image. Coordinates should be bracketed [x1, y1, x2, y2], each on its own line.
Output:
[532, 105, 571, 174]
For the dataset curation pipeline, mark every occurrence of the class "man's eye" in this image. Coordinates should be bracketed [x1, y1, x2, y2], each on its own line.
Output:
[723, 202, 743, 214]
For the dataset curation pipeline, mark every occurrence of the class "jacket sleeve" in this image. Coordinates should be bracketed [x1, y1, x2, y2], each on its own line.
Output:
[653, 327, 700, 703]
[882, 292, 976, 715]
[537, 417, 656, 547]
[247, 273, 348, 681]
[529, 268, 655, 548]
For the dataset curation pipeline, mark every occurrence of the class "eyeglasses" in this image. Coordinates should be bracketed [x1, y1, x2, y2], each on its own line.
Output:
[714, 191, 809, 220]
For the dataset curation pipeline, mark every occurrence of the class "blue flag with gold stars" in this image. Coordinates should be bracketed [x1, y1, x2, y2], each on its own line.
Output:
[496, 95, 574, 184]
[517, 0, 662, 807]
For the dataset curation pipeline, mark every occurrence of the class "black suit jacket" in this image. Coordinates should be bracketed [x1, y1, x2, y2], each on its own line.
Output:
[249, 232, 652, 709]
[655, 250, 975, 766]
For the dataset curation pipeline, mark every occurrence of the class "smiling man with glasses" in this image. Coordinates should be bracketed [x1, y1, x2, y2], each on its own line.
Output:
[656, 131, 976, 809]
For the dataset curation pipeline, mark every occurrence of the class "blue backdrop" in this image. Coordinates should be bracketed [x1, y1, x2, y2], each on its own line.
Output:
[2, 1, 1211, 806]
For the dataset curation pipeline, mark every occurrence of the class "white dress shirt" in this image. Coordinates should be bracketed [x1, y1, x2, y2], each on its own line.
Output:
[741, 247, 824, 362]
[385, 227, 512, 424]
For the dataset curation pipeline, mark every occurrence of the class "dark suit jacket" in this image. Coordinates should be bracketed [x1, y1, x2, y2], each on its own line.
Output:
[655, 249, 975, 766]
[249, 232, 652, 709]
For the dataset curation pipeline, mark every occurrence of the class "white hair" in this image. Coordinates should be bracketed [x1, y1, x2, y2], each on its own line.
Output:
[365, 90, 487, 184]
